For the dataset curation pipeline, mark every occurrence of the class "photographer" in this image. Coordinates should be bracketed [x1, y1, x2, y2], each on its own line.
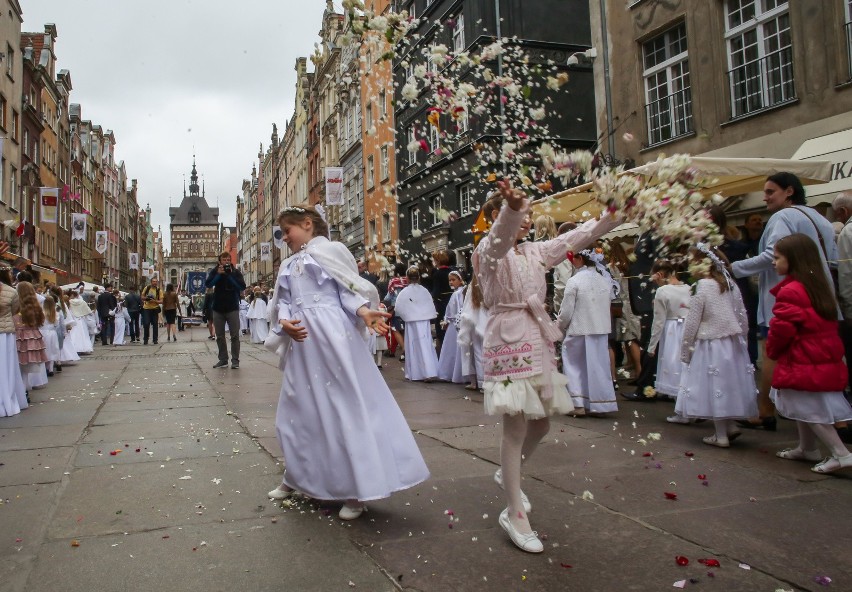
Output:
[205, 252, 246, 369]
[140, 277, 163, 345]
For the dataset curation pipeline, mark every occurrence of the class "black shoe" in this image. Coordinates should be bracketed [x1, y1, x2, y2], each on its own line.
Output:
[620, 391, 656, 402]
[153, 341, 158, 345]
[47, 371, 55, 377]
[213, 360, 228, 368]
[144, 341, 148, 345]
[231, 363, 239, 369]
[735, 417, 777, 431]
[208, 336, 216, 340]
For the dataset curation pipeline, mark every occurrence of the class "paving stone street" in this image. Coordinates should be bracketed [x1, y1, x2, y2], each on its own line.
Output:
[0, 329, 849, 592]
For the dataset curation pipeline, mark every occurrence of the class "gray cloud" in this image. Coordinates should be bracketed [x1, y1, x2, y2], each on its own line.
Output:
[22, 0, 333, 249]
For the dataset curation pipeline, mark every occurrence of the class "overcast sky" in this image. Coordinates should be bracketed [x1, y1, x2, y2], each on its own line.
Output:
[22, 0, 334, 251]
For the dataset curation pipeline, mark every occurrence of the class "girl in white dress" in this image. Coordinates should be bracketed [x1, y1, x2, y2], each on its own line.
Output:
[394, 268, 439, 382]
[265, 205, 429, 520]
[368, 303, 389, 367]
[113, 291, 127, 346]
[457, 275, 487, 390]
[248, 289, 269, 344]
[557, 249, 620, 415]
[436, 271, 465, 383]
[15, 282, 48, 391]
[675, 245, 758, 447]
[40, 296, 63, 374]
[239, 295, 250, 335]
[52, 288, 80, 366]
[67, 291, 94, 354]
[0, 268, 27, 417]
[644, 260, 692, 422]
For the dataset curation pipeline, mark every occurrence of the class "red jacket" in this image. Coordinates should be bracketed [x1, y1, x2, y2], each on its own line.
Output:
[766, 277, 847, 392]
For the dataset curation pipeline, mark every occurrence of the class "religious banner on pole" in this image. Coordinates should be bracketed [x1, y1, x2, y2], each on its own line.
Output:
[141, 261, 151, 277]
[71, 213, 87, 240]
[129, 253, 139, 269]
[324, 167, 344, 206]
[39, 187, 58, 224]
[95, 231, 108, 254]
[260, 242, 271, 261]
[186, 271, 206, 295]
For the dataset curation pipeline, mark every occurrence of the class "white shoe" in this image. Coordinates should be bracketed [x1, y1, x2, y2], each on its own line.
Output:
[666, 415, 692, 424]
[494, 469, 531, 513]
[267, 486, 294, 500]
[499, 508, 543, 553]
[338, 502, 365, 520]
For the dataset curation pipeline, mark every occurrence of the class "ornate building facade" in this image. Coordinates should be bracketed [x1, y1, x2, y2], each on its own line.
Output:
[164, 160, 221, 291]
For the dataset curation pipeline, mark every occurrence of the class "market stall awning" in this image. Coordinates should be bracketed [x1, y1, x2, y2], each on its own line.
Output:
[790, 128, 852, 205]
[530, 156, 832, 222]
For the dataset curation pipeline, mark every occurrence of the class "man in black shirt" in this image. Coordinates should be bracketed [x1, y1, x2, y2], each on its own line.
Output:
[205, 252, 246, 369]
[124, 287, 142, 342]
[96, 285, 118, 345]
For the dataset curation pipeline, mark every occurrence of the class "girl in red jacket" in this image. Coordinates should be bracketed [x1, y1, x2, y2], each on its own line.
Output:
[768, 233, 852, 474]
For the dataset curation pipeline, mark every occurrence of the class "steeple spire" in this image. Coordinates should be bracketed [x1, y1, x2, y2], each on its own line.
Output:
[189, 155, 200, 196]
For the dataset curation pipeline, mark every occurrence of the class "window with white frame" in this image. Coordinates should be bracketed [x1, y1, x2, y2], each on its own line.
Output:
[457, 111, 469, 134]
[379, 90, 387, 118]
[10, 165, 17, 211]
[453, 14, 465, 53]
[367, 155, 375, 188]
[845, 0, 852, 79]
[366, 101, 373, 130]
[368, 219, 377, 245]
[725, 0, 793, 119]
[380, 144, 389, 180]
[5, 44, 13, 78]
[643, 22, 692, 146]
[429, 122, 440, 153]
[382, 212, 391, 242]
[407, 126, 418, 166]
[458, 183, 472, 216]
[410, 205, 421, 233]
[430, 195, 442, 226]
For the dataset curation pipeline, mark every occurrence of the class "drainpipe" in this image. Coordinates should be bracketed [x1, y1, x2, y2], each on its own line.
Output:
[600, 0, 615, 156]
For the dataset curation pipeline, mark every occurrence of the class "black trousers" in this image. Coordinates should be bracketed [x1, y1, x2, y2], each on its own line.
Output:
[142, 309, 159, 344]
[128, 311, 140, 341]
[100, 317, 114, 345]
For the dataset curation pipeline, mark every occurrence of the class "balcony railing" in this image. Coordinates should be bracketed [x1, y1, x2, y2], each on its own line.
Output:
[644, 87, 694, 146]
[727, 47, 795, 119]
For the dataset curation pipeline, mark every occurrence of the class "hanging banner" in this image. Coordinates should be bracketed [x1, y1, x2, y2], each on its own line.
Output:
[260, 242, 271, 261]
[129, 253, 139, 269]
[141, 261, 151, 277]
[324, 167, 344, 206]
[95, 231, 108, 254]
[71, 213, 87, 240]
[39, 187, 58, 224]
[186, 271, 207, 295]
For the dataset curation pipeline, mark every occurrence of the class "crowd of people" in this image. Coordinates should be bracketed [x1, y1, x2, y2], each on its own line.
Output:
[4, 172, 850, 558]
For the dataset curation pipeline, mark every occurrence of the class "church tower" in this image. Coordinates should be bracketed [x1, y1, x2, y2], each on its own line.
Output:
[164, 158, 222, 293]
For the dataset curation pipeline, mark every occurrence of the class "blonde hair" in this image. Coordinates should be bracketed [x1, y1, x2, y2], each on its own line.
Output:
[43, 296, 57, 324]
[17, 282, 45, 328]
[534, 215, 557, 241]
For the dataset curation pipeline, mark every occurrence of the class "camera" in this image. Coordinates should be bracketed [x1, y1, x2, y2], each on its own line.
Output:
[146, 294, 155, 301]
[223, 264, 232, 273]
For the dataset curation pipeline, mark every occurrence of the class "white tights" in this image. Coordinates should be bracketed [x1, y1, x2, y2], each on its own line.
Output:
[501, 413, 549, 534]
[795, 421, 850, 458]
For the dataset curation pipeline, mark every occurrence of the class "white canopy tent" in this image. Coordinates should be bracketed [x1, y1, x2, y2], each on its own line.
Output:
[531, 156, 832, 222]
[59, 281, 128, 299]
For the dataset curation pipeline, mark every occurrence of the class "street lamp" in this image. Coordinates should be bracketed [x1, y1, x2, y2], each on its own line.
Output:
[566, 48, 597, 66]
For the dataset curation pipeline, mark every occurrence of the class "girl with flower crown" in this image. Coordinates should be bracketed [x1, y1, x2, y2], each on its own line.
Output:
[265, 204, 429, 520]
[557, 248, 621, 415]
[675, 246, 758, 447]
[436, 270, 466, 383]
[474, 181, 619, 553]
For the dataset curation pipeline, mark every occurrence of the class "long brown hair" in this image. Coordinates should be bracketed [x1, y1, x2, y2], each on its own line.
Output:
[690, 248, 731, 293]
[774, 233, 837, 320]
[277, 204, 329, 239]
[16, 282, 45, 327]
[608, 241, 631, 274]
[49, 286, 68, 315]
[43, 295, 57, 324]
[468, 272, 483, 309]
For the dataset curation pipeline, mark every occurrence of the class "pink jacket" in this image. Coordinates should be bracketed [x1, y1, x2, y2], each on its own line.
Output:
[473, 205, 619, 384]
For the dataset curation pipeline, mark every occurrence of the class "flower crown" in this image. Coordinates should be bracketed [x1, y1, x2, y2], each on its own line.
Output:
[579, 249, 620, 297]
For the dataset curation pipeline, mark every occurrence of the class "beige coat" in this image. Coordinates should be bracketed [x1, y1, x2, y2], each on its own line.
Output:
[0, 283, 20, 334]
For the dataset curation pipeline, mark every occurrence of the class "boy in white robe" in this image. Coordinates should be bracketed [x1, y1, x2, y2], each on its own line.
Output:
[394, 267, 439, 381]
